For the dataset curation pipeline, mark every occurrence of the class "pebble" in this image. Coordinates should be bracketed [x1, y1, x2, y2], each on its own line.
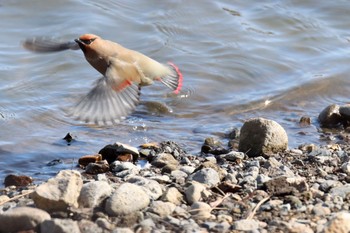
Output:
[151, 152, 179, 168]
[161, 187, 183, 205]
[185, 182, 206, 205]
[189, 168, 220, 187]
[0, 207, 50, 232]
[78, 180, 112, 208]
[318, 104, 342, 127]
[190, 201, 212, 220]
[232, 219, 260, 231]
[148, 201, 176, 217]
[4, 174, 33, 187]
[125, 176, 163, 200]
[40, 218, 80, 233]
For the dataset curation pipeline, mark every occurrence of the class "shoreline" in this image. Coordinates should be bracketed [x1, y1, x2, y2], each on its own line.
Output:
[1, 107, 350, 232]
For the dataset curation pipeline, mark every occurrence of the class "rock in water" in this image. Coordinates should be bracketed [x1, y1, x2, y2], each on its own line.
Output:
[318, 104, 342, 127]
[31, 170, 83, 212]
[239, 118, 288, 157]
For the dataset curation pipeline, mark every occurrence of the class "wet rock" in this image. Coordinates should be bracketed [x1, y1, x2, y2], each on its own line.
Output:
[0, 207, 50, 232]
[161, 187, 183, 205]
[201, 137, 229, 155]
[190, 201, 212, 220]
[78, 181, 112, 208]
[78, 154, 102, 167]
[158, 141, 186, 159]
[125, 176, 163, 200]
[31, 170, 83, 212]
[321, 212, 350, 233]
[319, 104, 342, 127]
[232, 219, 260, 231]
[151, 152, 179, 168]
[265, 176, 309, 195]
[111, 161, 140, 177]
[85, 160, 109, 174]
[299, 116, 311, 126]
[239, 118, 288, 157]
[4, 174, 33, 187]
[99, 142, 139, 164]
[105, 183, 150, 216]
[40, 218, 80, 233]
[148, 201, 176, 217]
[63, 132, 75, 144]
[189, 168, 220, 187]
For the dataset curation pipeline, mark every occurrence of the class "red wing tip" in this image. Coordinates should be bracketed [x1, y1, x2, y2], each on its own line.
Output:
[168, 62, 183, 94]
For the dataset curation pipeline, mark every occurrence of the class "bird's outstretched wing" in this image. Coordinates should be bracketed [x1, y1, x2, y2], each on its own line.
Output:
[69, 57, 143, 125]
[23, 37, 79, 53]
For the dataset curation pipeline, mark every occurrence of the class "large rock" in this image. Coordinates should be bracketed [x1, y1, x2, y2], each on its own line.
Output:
[40, 218, 80, 233]
[31, 170, 83, 212]
[78, 181, 112, 208]
[0, 207, 50, 232]
[105, 183, 150, 216]
[239, 118, 288, 157]
[321, 212, 350, 233]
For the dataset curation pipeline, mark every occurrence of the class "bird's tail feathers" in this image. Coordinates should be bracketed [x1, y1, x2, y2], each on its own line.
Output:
[159, 62, 183, 94]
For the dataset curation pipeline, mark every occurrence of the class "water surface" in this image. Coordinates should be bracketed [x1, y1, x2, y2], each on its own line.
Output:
[1, 0, 350, 183]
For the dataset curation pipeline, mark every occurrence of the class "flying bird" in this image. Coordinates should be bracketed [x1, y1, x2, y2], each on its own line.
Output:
[23, 34, 183, 125]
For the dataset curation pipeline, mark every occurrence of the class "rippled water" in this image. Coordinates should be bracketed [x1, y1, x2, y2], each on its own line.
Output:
[1, 0, 350, 183]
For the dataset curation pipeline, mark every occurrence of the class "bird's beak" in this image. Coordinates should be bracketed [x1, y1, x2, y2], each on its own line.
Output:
[75, 38, 86, 53]
[75, 38, 82, 44]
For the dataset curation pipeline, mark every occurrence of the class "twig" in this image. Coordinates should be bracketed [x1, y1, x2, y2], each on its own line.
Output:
[246, 195, 270, 220]
[0, 190, 35, 206]
[210, 193, 231, 209]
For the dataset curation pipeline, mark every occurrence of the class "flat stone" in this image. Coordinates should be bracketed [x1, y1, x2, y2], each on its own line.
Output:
[232, 219, 260, 231]
[40, 218, 80, 233]
[148, 201, 176, 217]
[78, 181, 112, 208]
[105, 183, 150, 216]
[265, 176, 309, 195]
[31, 170, 83, 212]
[0, 207, 50, 232]
[189, 168, 220, 187]
[151, 153, 179, 168]
[239, 118, 288, 157]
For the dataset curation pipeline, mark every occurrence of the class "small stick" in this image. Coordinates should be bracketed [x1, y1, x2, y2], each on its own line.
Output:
[245, 195, 270, 220]
[0, 190, 35, 206]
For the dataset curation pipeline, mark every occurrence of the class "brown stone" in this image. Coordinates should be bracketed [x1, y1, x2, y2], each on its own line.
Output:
[4, 174, 33, 187]
[78, 154, 102, 167]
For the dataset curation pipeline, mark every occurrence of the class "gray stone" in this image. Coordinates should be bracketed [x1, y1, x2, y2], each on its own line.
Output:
[95, 218, 114, 231]
[112, 227, 134, 233]
[185, 182, 206, 205]
[40, 218, 80, 233]
[105, 183, 150, 216]
[161, 187, 183, 205]
[31, 170, 83, 212]
[111, 161, 138, 172]
[148, 201, 176, 217]
[179, 166, 196, 175]
[224, 151, 245, 161]
[312, 203, 331, 216]
[125, 176, 163, 200]
[341, 162, 350, 175]
[190, 201, 212, 220]
[0, 207, 50, 232]
[78, 219, 103, 233]
[232, 219, 260, 231]
[137, 218, 156, 233]
[239, 118, 288, 157]
[329, 184, 350, 199]
[170, 170, 188, 181]
[78, 181, 112, 208]
[189, 168, 220, 187]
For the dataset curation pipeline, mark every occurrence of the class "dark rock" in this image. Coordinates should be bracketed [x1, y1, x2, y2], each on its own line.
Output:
[4, 174, 33, 187]
[265, 176, 309, 195]
[318, 104, 342, 127]
[63, 132, 74, 143]
[85, 160, 109, 174]
[299, 116, 311, 127]
[46, 159, 63, 167]
[201, 137, 229, 155]
[239, 118, 288, 157]
[99, 142, 139, 164]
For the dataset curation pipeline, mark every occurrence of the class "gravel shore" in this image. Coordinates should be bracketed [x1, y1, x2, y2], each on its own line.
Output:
[2, 108, 350, 233]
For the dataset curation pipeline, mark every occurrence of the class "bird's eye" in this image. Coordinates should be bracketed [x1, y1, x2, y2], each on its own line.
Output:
[81, 38, 96, 45]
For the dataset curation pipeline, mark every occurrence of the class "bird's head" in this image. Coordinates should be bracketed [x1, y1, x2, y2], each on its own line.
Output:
[75, 34, 100, 53]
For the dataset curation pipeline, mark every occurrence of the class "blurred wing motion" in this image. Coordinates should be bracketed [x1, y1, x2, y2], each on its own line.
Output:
[69, 57, 142, 125]
[23, 37, 79, 53]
